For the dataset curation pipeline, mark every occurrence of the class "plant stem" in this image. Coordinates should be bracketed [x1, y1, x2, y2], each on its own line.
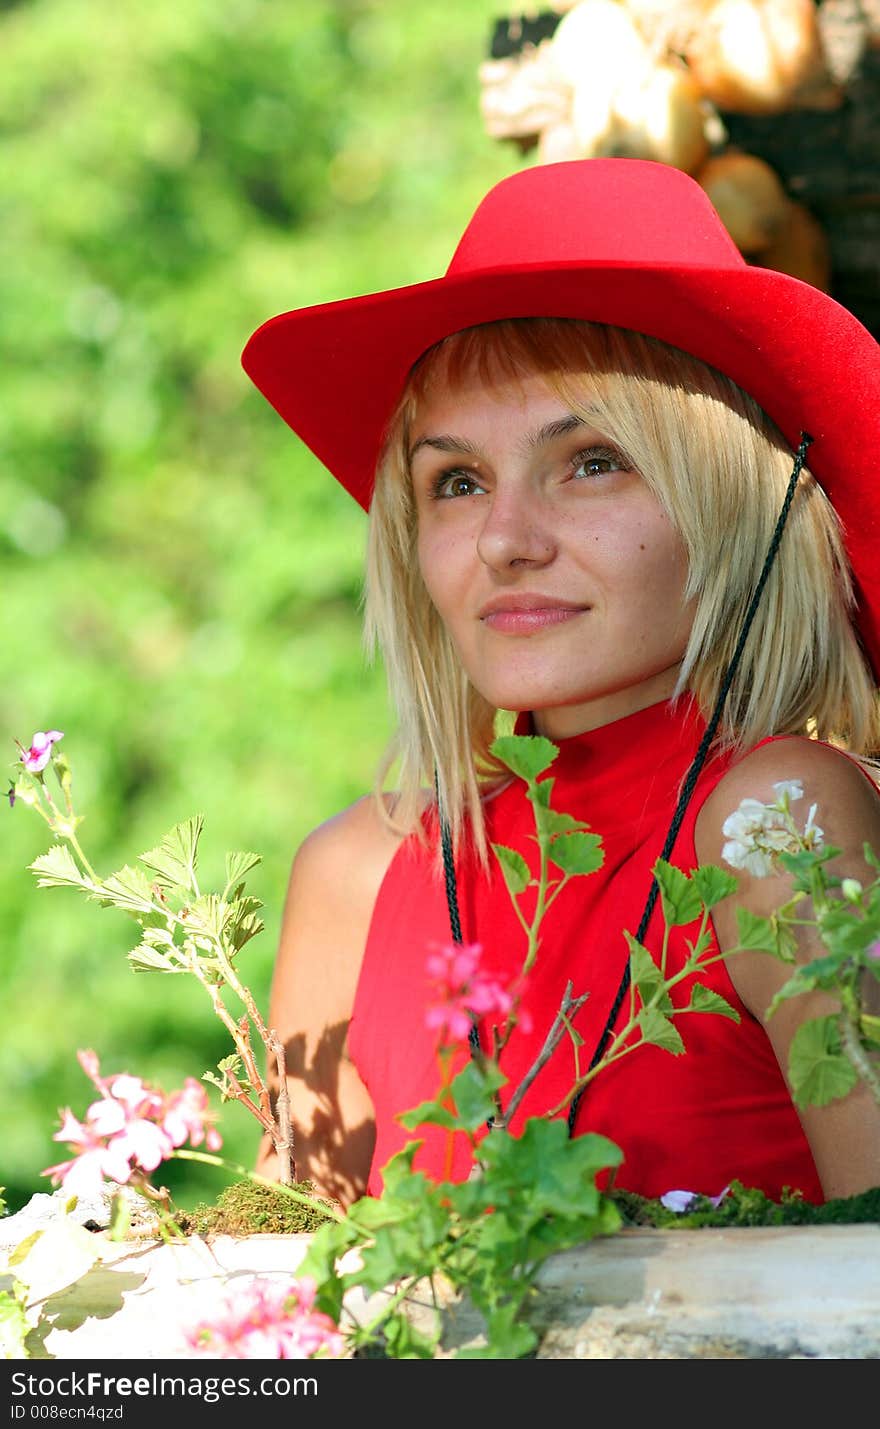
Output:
[170, 1149, 344, 1221]
[839, 1009, 880, 1107]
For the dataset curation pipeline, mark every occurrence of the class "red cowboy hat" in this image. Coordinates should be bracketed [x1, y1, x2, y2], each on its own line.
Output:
[241, 157, 880, 678]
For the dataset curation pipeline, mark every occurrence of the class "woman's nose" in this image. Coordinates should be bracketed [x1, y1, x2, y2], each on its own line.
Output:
[476, 483, 557, 570]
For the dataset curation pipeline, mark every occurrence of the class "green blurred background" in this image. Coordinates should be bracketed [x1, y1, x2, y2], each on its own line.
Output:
[0, 0, 520, 1214]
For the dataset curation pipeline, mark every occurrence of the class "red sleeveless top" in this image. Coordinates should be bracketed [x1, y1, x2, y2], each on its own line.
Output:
[348, 696, 824, 1203]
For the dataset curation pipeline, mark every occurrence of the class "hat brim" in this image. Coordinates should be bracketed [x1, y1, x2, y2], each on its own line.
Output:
[241, 259, 880, 678]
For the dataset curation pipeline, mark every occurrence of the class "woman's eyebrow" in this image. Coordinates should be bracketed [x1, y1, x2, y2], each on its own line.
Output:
[409, 413, 595, 464]
[409, 433, 481, 462]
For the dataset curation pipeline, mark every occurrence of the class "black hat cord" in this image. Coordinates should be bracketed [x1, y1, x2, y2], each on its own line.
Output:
[436, 433, 812, 1137]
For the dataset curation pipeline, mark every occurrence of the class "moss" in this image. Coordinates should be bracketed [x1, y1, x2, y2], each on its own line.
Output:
[175, 1178, 340, 1236]
[611, 1180, 880, 1229]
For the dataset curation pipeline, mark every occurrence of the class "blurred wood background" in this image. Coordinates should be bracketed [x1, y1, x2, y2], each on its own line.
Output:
[481, 2, 880, 339]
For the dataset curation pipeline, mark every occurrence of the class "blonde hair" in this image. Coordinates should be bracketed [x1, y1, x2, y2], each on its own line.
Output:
[363, 318, 880, 866]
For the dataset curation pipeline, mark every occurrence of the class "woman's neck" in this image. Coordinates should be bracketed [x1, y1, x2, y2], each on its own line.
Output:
[529, 665, 685, 740]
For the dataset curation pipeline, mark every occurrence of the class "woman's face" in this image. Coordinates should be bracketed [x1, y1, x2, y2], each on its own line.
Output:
[411, 369, 696, 739]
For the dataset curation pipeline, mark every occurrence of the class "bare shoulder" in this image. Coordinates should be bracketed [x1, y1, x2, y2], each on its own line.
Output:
[256, 790, 426, 1202]
[282, 788, 429, 996]
[696, 735, 880, 871]
[292, 789, 413, 909]
[694, 736, 880, 1199]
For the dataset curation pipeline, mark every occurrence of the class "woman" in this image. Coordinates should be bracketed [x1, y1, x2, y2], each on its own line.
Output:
[243, 158, 880, 1209]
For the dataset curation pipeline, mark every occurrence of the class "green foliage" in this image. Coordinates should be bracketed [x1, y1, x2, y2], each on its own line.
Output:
[0, 1283, 30, 1360]
[787, 1016, 859, 1108]
[299, 1103, 622, 1359]
[0, 0, 515, 1211]
[490, 734, 558, 783]
[613, 1179, 880, 1228]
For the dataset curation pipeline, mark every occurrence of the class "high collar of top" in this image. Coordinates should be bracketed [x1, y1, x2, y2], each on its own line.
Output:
[510, 694, 709, 838]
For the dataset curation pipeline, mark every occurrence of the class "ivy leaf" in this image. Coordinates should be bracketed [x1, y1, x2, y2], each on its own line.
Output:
[637, 1006, 685, 1055]
[690, 864, 738, 909]
[491, 843, 531, 897]
[653, 859, 703, 927]
[788, 1015, 858, 1108]
[28, 844, 88, 891]
[548, 831, 604, 877]
[490, 734, 558, 782]
[686, 983, 740, 1022]
[138, 816, 204, 893]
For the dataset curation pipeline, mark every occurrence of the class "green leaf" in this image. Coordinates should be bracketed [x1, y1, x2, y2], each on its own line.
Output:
[449, 1060, 507, 1132]
[398, 1100, 461, 1132]
[107, 1193, 131, 1243]
[94, 863, 157, 914]
[637, 1006, 685, 1055]
[788, 1015, 858, 1108]
[127, 943, 182, 973]
[653, 859, 703, 927]
[534, 805, 588, 838]
[182, 893, 228, 940]
[735, 906, 782, 955]
[686, 983, 740, 1022]
[0, 1288, 30, 1360]
[28, 844, 88, 890]
[461, 1302, 537, 1360]
[380, 1310, 439, 1359]
[690, 864, 739, 909]
[138, 816, 204, 893]
[548, 830, 604, 877]
[490, 734, 558, 782]
[625, 933, 672, 1012]
[860, 1012, 880, 1049]
[491, 843, 531, 897]
[224, 849, 262, 890]
[862, 842, 880, 871]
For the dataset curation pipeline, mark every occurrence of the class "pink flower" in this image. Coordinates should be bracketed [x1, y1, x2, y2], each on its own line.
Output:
[184, 1276, 345, 1360]
[425, 940, 516, 1045]
[42, 1051, 222, 1196]
[43, 1109, 134, 1200]
[867, 940, 880, 963]
[20, 730, 64, 773]
[162, 1078, 223, 1152]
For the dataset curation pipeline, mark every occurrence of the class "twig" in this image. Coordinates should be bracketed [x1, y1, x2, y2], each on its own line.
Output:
[267, 1028, 295, 1185]
[494, 981, 589, 1128]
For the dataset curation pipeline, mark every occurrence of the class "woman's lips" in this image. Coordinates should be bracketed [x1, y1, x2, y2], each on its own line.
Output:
[480, 607, 586, 633]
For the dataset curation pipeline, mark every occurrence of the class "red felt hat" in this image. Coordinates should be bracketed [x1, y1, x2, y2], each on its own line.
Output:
[241, 157, 880, 678]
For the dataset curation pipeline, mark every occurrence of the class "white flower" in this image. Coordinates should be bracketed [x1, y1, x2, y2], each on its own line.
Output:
[772, 780, 803, 804]
[721, 786, 823, 878]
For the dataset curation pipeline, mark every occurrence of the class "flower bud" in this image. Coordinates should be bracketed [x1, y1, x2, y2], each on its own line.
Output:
[841, 878, 863, 903]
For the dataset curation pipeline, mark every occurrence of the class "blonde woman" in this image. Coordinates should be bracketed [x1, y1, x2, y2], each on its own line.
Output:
[243, 159, 880, 1210]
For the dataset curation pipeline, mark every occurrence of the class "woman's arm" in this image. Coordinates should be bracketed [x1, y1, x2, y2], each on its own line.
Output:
[695, 736, 880, 1200]
[254, 792, 407, 1208]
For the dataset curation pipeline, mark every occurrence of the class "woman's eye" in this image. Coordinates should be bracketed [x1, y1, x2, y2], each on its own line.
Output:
[431, 471, 485, 499]
[571, 447, 629, 480]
